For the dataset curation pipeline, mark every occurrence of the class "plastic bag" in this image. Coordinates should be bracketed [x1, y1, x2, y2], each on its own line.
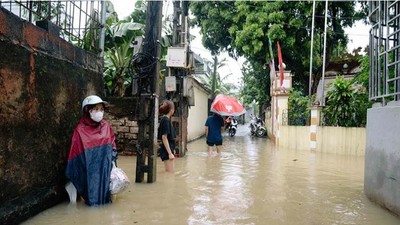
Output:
[65, 181, 77, 203]
[110, 162, 130, 194]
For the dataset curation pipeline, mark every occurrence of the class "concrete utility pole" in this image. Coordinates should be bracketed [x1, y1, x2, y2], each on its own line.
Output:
[172, 0, 181, 45]
[179, 0, 189, 157]
[169, 0, 189, 157]
[135, 0, 163, 183]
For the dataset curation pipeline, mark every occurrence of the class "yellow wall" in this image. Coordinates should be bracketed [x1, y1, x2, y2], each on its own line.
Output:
[317, 126, 366, 156]
[265, 110, 273, 139]
[278, 125, 366, 155]
[279, 126, 310, 150]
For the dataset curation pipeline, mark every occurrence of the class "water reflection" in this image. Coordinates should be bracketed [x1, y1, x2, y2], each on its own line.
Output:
[23, 124, 399, 225]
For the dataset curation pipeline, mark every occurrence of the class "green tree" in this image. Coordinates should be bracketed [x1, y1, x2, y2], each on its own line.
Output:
[125, 0, 146, 24]
[198, 72, 232, 97]
[351, 54, 372, 126]
[240, 61, 270, 112]
[353, 54, 369, 89]
[197, 57, 234, 97]
[288, 89, 310, 126]
[190, 1, 367, 99]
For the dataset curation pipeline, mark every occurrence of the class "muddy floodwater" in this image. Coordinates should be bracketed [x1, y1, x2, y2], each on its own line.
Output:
[23, 124, 400, 225]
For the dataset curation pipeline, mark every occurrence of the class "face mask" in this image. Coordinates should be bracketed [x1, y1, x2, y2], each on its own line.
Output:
[90, 111, 104, 122]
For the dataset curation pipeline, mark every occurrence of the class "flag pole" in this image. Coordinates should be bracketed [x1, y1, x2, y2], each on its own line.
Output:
[321, 0, 328, 106]
[309, 0, 316, 100]
[268, 37, 276, 88]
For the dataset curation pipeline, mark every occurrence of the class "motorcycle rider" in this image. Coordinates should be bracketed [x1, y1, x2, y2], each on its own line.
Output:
[230, 118, 238, 127]
[225, 116, 232, 130]
[250, 114, 267, 137]
[228, 117, 238, 137]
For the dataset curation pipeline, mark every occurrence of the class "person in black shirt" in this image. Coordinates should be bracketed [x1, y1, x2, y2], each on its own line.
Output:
[158, 100, 176, 172]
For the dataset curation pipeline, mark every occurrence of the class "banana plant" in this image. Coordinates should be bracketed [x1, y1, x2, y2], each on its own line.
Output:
[104, 20, 144, 96]
[197, 57, 234, 97]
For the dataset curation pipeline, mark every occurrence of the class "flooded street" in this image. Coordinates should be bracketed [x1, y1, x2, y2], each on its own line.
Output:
[23, 124, 399, 225]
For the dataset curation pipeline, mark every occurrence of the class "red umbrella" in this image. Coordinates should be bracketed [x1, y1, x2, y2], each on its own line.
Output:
[210, 94, 246, 116]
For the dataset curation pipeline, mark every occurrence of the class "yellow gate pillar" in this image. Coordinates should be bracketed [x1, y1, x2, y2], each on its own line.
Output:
[309, 105, 322, 151]
[269, 70, 292, 146]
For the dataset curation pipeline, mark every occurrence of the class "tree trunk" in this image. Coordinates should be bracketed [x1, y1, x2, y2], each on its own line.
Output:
[211, 56, 218, 99]
[116, 67, 125, 97]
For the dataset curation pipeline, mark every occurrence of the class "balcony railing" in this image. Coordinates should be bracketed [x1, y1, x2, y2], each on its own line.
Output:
[0, 0, 105, 54]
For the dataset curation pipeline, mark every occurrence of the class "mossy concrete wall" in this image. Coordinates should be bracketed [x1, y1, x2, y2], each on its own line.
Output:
[0, 8, 103, 224]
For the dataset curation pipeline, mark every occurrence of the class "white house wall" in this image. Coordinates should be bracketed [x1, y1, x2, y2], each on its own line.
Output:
[187, 80, 210, 142]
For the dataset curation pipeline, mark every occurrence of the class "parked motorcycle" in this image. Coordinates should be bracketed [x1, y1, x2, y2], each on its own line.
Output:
[250, 115, 267, 137]
[228, 118, 238, 137]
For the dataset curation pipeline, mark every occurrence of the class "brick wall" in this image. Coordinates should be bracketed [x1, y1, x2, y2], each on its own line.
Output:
[106, 115, 139, 155]
[104, 97, 142, 155]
